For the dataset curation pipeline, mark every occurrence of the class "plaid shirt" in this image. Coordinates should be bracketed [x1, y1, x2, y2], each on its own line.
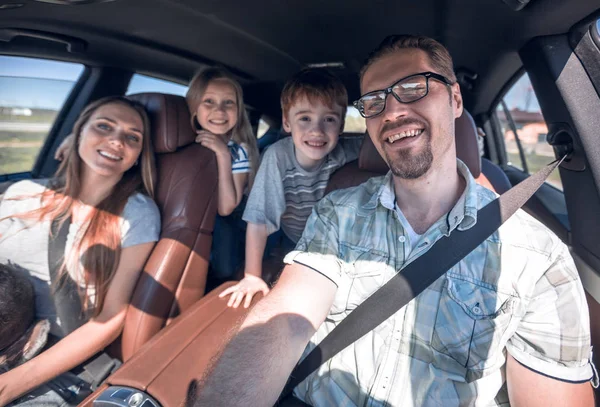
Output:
[284, 160, 593, 407]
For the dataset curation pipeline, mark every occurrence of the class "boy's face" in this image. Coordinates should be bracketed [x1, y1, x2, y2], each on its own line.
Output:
[283, 97, 344, 171]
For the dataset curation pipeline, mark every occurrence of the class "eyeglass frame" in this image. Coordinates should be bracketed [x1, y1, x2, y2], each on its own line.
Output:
[353, 71, 454, 119]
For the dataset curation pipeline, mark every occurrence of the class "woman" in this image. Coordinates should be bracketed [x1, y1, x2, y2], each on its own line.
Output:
[0, 96, 161, 405]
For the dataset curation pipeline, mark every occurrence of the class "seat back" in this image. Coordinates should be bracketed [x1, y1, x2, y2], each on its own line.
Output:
[326, 110, 500, 194]
[119, 93, 219, 361]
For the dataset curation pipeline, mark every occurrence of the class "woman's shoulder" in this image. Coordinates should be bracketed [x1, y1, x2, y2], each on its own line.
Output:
[1, 179, 50, 215]
[3, 179, 50, 199]
[123, 192, 160, 223]
[120, 192, 161, 248]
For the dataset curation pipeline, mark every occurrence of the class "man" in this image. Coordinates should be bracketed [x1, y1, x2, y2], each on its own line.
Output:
[196, 35, 595, 406]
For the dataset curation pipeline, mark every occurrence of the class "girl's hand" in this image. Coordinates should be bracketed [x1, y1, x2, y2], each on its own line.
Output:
[195, 130, 229, 158]
[218, 275, 270, 308]
[54, 133, 74, 161]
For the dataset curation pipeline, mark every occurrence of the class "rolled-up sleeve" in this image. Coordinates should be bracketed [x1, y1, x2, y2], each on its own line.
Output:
[506, 243, 594, 383]
[284, 196, 344, 287]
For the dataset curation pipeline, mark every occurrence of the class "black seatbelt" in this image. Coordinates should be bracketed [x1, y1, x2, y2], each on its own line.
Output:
[48, 216, 121, 390]
[280, 157, 565, 398]
[48, 216, 87, 335]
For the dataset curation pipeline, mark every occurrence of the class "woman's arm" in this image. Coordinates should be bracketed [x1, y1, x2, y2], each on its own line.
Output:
[0, 242, 155, 405]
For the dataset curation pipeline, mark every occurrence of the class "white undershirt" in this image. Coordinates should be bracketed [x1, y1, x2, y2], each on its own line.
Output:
[394, 203, 422, 257]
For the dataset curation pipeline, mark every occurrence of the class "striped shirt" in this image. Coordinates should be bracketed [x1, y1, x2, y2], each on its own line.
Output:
[228, 140, 251, 174]
[243, 136, 362, 243]
[284, 160, 593, 406]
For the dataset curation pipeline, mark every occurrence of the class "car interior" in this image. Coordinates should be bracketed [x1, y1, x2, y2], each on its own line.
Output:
[1, 0, 600, 406]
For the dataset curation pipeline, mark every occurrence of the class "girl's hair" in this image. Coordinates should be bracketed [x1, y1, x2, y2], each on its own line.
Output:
[8, 96, 157, 316]
[186, 67, 259, 188]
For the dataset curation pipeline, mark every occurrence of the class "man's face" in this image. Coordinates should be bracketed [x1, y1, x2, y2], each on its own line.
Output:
[361, 49, 463, 179]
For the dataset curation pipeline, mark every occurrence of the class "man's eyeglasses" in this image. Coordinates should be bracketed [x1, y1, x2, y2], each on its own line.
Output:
[353, 72, 453, 118]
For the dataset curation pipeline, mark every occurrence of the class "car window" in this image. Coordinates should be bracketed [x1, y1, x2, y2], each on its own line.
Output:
[257, 117, 270, 139]
[494, 73, 562, 190]
[0, 56, 84, 176]
[126, 73, 188, 96]
[344, 106, 366, 133]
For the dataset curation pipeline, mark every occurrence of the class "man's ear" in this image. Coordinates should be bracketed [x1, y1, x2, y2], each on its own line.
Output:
[452, 83, 464, 119]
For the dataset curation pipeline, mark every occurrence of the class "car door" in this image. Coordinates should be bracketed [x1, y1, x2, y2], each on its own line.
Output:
[486, 17, 600, 400]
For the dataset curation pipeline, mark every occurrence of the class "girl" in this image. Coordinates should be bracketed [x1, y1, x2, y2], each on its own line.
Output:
[0, 96, 160, 406]
[185, 68, 259, 280]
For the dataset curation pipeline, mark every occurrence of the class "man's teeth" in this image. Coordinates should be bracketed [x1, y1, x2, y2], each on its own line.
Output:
[99, 150, 122, 161]
[387, 129, 423, 144]
[306, 141, 326, 147]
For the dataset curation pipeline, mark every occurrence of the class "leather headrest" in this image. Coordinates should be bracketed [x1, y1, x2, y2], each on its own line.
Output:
[454, 110, 481, 177]
[358, 110, 482, 177]
[127, 93, 196, 154]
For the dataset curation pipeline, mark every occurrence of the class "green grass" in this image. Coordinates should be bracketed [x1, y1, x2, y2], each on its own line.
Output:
[0, 146, 40, 174]
[0, 131, 47, 175]
[507, 151, 563, 190]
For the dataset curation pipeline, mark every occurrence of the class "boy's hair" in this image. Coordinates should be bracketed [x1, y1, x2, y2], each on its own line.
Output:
[360, 35, 457, 84]
[281, 68, 348, 123]
[0, 263, 35, 352]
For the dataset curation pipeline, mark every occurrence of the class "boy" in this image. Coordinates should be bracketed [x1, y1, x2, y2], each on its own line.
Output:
[0, 262, 49, 373]
[219, 68, 362, 308]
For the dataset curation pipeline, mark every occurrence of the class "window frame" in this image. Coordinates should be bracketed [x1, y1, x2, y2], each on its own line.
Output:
[0, 55, 89, 181]
[489, 68, 565, 192]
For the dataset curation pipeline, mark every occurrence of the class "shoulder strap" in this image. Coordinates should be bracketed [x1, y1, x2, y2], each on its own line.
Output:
[281, 157, 564, 397]
[48, 216, 86, 336]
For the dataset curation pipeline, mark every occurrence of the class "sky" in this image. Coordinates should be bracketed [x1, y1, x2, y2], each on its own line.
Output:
[503, 73, 541, 113]
[0, 55, 187, 110]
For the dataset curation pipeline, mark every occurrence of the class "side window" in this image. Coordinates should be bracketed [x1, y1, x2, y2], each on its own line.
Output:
[126, 74, 188, 96]
[494, 73, 562, 190]
[0, 56, 84, 176]
[257, 117, 270, 139]
[343, 106, 367, 133]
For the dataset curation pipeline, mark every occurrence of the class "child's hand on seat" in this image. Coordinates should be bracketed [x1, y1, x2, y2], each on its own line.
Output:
[219, 275, 270, 308]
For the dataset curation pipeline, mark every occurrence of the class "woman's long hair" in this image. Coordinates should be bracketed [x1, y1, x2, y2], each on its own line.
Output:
[186, 67, 259, 189]
[9, 96, 156, 316]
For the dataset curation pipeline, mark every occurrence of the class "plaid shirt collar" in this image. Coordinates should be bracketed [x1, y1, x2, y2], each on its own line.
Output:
[363, 159, 480, 236]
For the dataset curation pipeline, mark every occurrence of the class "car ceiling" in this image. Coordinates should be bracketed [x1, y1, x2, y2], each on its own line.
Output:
[0, 0, 598, 118]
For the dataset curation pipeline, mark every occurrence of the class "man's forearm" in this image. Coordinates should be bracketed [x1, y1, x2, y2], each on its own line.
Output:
[195, 294, 315, 406]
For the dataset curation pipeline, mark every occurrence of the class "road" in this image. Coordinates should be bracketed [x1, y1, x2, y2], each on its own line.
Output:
[0, 122, 51, 132]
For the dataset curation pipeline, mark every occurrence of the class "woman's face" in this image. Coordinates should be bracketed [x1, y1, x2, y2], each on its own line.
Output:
[195, 79, 238, 136]
[78, 102, 144, 180]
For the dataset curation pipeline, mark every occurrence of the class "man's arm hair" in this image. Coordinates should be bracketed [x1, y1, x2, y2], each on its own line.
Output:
[194, 263, 337, 406]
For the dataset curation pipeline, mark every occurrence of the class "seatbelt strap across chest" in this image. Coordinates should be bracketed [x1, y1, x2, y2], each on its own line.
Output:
[281, 157, 564, 398]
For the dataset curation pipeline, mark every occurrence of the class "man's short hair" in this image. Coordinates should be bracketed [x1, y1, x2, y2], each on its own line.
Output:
[281, 68, 348, 120]
[0, 263, 35, 352]
[360, 35, 457, 84]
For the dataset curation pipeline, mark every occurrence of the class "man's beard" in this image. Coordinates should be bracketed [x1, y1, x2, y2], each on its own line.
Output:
[383, 132, 433, 179]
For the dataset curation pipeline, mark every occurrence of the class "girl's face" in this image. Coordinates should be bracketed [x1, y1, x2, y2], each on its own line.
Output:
[196, 79, 238, 136]
[78, 102, 144, 180]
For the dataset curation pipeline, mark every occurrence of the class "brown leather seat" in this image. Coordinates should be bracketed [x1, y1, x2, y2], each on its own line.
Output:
[326, 110, 507, 194]
[117, 93, 219, 361]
